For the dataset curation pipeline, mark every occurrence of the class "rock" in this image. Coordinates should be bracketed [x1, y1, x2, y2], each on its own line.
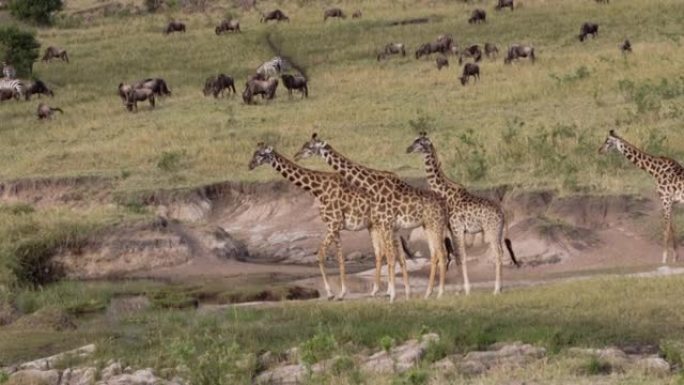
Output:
[362, 334, 439, 374]
[18, 345, 96, 371]
[345, 251, 364, 262]
[205, 227, 249, 259]
[458, 359, 487, 375]
[431, 357, 456, 371]
[361, 351, 394, 374]
[60, 367, 96, 385]
[100, 362, 122, 381]
[258, 351, 277, 369]
[459, 342, 546, 375]
[568, 347, 629, 369]
[254, 364, 305, 385]
[284, 347, 299, 364]
[103, 368, 157, 385]
[636, 356, 670, 376]
[8, 369, 60, 385]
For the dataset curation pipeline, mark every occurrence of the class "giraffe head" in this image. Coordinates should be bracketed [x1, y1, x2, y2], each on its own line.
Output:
[598, 130, 620, 154]
[294, 133, 327, 161]
[248, 142, 275, 170]
[406, 131, 433, 154]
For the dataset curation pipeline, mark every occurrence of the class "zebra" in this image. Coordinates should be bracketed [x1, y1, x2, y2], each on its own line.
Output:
[2, 62, 16, 79]
[256, 57, 287, 79]
[0, 79, 25, 98]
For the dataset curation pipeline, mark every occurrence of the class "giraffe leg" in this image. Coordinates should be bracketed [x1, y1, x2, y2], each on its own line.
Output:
[493, 232, 504, 295]
[317, 230, 335, 300]
[425, 231, 438, 299]
[662, 200, 673, 264]
[435, 233, 447, 298]
[334, 234, 347, 300]
[671, 219, 679, 262]
[382, 228, 397, 303]
[455, 227, 471, 295]
[369, 227, 383, 297]
[395, 238, 411, 299]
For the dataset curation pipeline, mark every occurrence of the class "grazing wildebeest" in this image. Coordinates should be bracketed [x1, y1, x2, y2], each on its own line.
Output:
[384, 42, 406, 57]
[436, 56, 449, 70]
[215, 19, 240, 34]
[118, 83, 132, 103]
[281, 74, 308, 98]
[504, 44, 535, 64]
[25, 80, 54, 100]
[37, 103, 63, 120]
[134, 78, 171, 97]
[261, 9, 289, 23]
[165, 21, 186, 34]
[458, 44, 482, 64]
[324, 8, 345, 21]
[243, 78, 278, 104]
[42, 46, 69, 63]
[579, 22, 599, 42]
[256, 57, 285, 79]
[0, 88, 19, 101]
[484, 43, 499, 58]
[469, 9, 486, 24]
[495, 0, 514, 11]
[415, 35, 453, 59]
[621, 39, 632, 54]
[203, 74, 236, 97]
[460, 63, 480, 85]
[126, 88, 155, 111]
[352, 10, 362, 18]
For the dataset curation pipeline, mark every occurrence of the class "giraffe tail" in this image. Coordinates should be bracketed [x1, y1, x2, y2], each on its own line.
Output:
[444, 237, 456, 271]
[399, 236, 415, 260]
[504, 238, 520, 267]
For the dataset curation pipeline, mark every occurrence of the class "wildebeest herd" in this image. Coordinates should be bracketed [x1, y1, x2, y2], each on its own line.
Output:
[0, 1, 633, 119]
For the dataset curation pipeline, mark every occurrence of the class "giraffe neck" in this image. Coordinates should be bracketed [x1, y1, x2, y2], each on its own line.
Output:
[614, 137, 664, 179]
[320, 144, 380, 188]
[423, 146, 465, 194]
[270, 151, 324, 194]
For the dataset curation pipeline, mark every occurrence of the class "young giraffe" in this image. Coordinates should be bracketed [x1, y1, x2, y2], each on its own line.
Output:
[295, 134, 451, 302]
[248, 143, 412, 300]
[599, 130, 684, 263]
[407, 132, 520, 295]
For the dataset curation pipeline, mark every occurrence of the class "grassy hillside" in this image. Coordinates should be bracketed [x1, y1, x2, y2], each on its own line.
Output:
[0, 0, 683, 194]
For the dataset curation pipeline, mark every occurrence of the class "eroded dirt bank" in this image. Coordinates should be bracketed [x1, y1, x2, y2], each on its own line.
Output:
[0, 177, 673, 295]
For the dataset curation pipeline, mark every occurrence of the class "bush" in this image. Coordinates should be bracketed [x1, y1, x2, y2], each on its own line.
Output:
[144, 0, 164, 13]
[0, 26, 40, 78]
[9, 0, 63, 25]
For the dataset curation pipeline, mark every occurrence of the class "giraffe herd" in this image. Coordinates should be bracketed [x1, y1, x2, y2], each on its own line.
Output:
[249, 129, 684, 303]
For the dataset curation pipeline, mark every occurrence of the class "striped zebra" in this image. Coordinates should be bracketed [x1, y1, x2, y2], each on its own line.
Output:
[256, 57, 287, 78]
[0, 79, 26, 98]
[2, 62, 16, 79]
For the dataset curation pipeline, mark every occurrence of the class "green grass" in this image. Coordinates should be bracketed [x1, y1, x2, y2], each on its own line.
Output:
[0, 0, 682, 195]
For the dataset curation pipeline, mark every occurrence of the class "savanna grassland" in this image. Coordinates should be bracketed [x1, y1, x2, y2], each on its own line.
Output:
[2, 0, 684, 383]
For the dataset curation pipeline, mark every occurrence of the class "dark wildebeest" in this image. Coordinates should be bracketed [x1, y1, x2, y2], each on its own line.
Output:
[579, 22, 599, 42]
[134, 78, 171, 97]
[243, 78, 278, 104]
[376, 52, 389, 61]
[0, 88, 19, 102]
[484, 43, 499, 59]
[458, 44, 482, 64]
[165, 21, 186, 34]
[215, 19, 240, 34]
[468, 9, 486, 24]
[504, 44, 535, 64]
[42, 46, 69, 63]
[261, 9, 289, 23]
[126, 88, 155, 111]
[621, 39, 632, 54]
[436, 56, 449, 70]
[281, 74, 308, 98]
[352, 10, 362, 18]
[118, 83, 132, 103]
[460, 63, 480, 86]
[25, 80, 54, 100]
[415, 35, 453, 59]
[324, 8, 345, 21]
[37, 103, 63, 120]
[384, 43, 406, 57]
[203, 74, 236, 98]
[495, 0, 514, 11]
[595, 0, 609, 3]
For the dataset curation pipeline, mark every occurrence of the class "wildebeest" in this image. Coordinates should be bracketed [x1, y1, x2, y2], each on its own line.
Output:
[495, 0, 514, 11]
[352, 10, 362, 18]
[504, 44, 535, 64]
[118, 83, 132, 103]
[165, 21, 186, 34]
[484, 43, 499, 58]
[37, 103, 63, 120]
[0, 88, 19, 101]
[281, 74, 308, 98]
[415, 35, 453, 59]
[25, 80, 54, 100]
[203, 74, 236, 97]
[579, 22, 599, 42]
[460, 63, 480, 85]
[261, 9, 289, 23]
[125, 88, 155, 111]
[458, 44, 482, 64]
[256, 57, 285, 79]
[469, 9, 486, 24]
[384, 42, 406, 57]
[243, 78, 278, 104]
[134, 78, 171, 97]
[436, 56, 449, 70]
[621, 39, 632, 53]
[595, 0, 609, 3]
[324, 8, 345, 21]
[215, 19, 240, 34]
[42, 46, 69, 63]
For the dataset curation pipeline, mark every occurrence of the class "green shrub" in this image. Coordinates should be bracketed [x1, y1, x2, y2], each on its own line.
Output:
[9, 0, 63, 25]
[0, 26, 40, 77]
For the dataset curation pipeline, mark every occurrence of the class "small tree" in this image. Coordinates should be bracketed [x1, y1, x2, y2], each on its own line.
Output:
[9, 0, 63, 25]
[0, 26, 40, 78]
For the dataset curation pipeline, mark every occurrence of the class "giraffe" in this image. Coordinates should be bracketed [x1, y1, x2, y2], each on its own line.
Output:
[407, 132, 520, 295]
[295, 134, 452, 302]
[599, 130, 684, 264]
[248, 143, 412, 300]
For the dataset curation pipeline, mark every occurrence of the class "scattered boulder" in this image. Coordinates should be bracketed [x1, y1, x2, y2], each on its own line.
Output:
[362, 333, 440, 374]
[202, 227, 249, 259]
[8, 370, 60, 385]
[100, 362, 123, 381]
[254, 364, 306, 385]
[16, 345, 95, 372]
[636, 356, 671, 376]
[59, 367, 96, 385]
[459, 342, 546, 375]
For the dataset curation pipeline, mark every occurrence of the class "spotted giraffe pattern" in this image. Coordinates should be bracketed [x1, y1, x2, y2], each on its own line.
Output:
[407, 132, 519, 295]
[295, 134, 451, 302]
[600, 130, 684, 263]
[249, 143, 411, 300]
